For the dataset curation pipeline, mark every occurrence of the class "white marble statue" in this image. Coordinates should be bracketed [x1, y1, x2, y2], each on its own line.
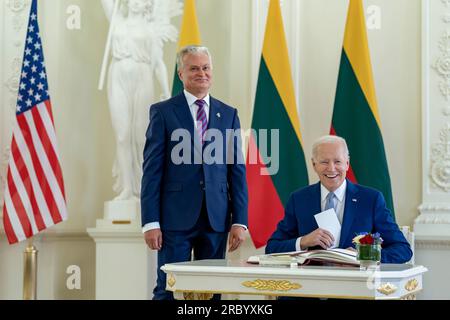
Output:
[101, 0, 182, 200]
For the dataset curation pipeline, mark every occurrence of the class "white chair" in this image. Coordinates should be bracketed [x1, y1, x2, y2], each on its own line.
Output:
[401, 225, 415, 264]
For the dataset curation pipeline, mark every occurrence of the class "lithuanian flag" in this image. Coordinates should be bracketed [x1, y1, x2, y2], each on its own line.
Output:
[247, 0, 309, 249]
[171, 0, 201, 96]
[331, 0, 395, 218]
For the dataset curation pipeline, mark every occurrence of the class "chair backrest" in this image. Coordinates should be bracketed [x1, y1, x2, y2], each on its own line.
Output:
[400, 226, 415, 264]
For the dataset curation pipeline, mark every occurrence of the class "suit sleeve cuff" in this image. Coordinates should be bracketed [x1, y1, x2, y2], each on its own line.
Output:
[232, 223, 247, 230]
[142, 222, 160, 233]
[296, 237, 303, 251]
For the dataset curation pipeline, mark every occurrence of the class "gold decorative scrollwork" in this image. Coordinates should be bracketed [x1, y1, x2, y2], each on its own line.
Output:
[183, 292, 213, 300]
[401, 294, 417, 300]
[377, 283, 397, 296]
[167, 274, 176, 288]
[405, 279, 418, 292]
[242, 279, 301, 291]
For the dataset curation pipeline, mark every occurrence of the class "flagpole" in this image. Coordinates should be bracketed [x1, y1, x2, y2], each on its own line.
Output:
[23, 237, 38, 300]
[98, 0, 121, 90]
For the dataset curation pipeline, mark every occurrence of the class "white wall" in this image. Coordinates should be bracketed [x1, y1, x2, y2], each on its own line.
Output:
[0, 0, 427, 299]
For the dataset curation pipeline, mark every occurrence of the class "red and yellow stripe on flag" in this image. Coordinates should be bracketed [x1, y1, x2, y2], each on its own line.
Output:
[171, 0, 201, 96]
[247, 0, 308, 249]
[331, 0, 395, 218]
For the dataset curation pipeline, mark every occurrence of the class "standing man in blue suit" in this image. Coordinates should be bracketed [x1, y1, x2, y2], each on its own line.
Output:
[266, 135, 412, 264]
[141, 45, 248, 300]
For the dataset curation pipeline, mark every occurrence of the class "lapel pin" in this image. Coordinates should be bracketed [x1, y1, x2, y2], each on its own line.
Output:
[216, 113, 221, 118]
[352, 198, 357, 202]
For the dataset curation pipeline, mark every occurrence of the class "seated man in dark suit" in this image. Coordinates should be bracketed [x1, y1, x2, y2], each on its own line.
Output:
[266, 135, 412, 264]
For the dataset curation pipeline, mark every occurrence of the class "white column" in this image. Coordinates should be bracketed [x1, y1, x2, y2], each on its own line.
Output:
[415, 0, 450, 238]
[414, 0, 450, 300]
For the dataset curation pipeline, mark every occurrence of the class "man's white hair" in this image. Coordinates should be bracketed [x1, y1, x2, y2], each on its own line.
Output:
[312, 135, 349, 160]
[176, 45, 212, 71]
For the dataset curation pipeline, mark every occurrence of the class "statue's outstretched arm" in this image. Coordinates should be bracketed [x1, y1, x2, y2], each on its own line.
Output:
[101, 0, 116, 22]
[154, 59, 171, 100]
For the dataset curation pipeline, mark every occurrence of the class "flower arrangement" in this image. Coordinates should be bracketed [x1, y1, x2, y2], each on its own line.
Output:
[352, 233, 383, 268]
[352, 232, 383, 245]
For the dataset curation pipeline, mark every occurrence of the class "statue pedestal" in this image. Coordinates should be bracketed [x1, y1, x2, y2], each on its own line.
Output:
[86, 200, 157, 299]
[103, 198, 140, 223]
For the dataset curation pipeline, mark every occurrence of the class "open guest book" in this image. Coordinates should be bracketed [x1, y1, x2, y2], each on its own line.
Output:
[247, 248, 359, 267]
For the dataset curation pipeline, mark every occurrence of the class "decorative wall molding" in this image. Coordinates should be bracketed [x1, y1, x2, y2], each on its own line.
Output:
[434, 30, 450, 101]
[430, 123, 450, 191]
[428, 1, 450, 194]
[39, 231, 94, 242]
[0, 0, 30, 214]
[0, 228, 93, 242]
[443, 14, 450, 23]
[419, 203, 450, 212]
[443, 105, 450, 116]
[417, 0, 450, 236]
[416, 237, 450, 249]
[7, 0, 28, 13]
[415, 213, 450, 224]
[7, 0, 29, 32]
[5, 57, 21, 95]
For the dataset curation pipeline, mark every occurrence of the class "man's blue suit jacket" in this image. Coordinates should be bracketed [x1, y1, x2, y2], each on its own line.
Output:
[265, 180, 412, 263]
[141, 93, 248, 233]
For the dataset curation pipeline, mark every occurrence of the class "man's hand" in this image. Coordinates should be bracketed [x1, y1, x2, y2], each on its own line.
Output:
[300, 228, 335, 249]
[228, 226, 246, 252]
[144, 228, 163, 250]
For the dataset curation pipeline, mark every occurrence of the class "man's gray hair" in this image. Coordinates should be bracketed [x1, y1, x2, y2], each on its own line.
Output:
[312, 135, 350, 160]
[176, 45, 212, 71]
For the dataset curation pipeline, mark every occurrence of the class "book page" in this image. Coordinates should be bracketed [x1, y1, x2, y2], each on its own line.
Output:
[247, 248, 358, 266]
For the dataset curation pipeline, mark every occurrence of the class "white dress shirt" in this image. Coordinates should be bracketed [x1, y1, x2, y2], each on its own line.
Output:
[184, 89, 210, 128]
[296, 180, 347, 250]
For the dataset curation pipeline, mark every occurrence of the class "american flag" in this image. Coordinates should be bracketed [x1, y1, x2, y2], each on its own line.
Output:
[2, 0, 68, 244]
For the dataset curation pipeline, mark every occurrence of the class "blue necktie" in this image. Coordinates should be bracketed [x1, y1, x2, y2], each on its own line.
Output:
[325, 192, 337, 212]
[325, 192, 341, 223]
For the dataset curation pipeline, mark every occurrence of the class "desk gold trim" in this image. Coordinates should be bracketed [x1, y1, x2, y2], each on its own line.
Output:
[167, 274, 176, 288]
[405, 279, 418, 292]
[173, 288, 422, 300]
[183, 292, 213, 300]
[377, 283, 397, 296]
[242, 279, 302, 291]
[173, 289, 375, 300]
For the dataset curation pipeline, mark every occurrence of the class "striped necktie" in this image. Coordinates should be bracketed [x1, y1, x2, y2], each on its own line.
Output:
[195, 99, 207, 144]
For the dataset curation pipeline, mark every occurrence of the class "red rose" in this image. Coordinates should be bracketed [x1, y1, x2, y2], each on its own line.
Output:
[359, 234, 374, 245]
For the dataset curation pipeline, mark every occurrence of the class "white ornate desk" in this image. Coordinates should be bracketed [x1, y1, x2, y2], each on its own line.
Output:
[162, 260, 427, 300]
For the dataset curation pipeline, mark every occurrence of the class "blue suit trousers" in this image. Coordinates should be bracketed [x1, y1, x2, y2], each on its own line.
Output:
[153, 199, 228, 300]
